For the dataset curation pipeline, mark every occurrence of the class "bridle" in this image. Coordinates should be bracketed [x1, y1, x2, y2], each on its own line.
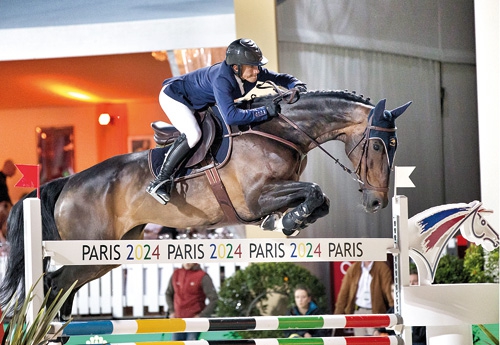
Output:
[346, 111, 396, 193]
[261, 83, 395, 193]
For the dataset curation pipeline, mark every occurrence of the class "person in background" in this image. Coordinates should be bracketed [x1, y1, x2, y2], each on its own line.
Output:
[165, 263, 219, 340]
[283, 284, 331, 338]
[334, 261, 393, 336]
[147, 38, 307, 205]
[0, 159, 16, 241]
[373, 268, 426, 344]
[408, 269, 427, 345]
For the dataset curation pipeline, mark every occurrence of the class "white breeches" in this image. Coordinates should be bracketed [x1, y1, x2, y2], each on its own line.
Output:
[159, 86, 202, 148]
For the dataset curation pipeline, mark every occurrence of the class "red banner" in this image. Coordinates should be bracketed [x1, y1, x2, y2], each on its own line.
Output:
[14, 164, 39, 189]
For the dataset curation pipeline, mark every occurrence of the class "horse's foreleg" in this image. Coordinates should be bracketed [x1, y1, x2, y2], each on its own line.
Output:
[257, 181, 329, 235]
[279, 189, 329, 236]
[296, 194, 330, 230]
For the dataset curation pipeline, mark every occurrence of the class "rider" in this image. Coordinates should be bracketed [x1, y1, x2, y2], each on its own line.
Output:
[147, 38, 307, 204]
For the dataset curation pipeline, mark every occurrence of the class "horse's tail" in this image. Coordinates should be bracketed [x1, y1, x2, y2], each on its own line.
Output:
[0, 176, 69, 310]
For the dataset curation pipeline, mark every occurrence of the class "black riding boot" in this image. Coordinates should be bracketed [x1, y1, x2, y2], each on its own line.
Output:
[146, 134, 190, 205]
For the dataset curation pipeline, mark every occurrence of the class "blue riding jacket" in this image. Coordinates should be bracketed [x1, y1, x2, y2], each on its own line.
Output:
[162, 61, 303, 126]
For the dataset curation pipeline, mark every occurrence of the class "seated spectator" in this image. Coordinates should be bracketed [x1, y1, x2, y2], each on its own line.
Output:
[283, 284, 331, 338]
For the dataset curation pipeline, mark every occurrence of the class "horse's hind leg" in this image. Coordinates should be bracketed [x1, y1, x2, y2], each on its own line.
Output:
[45, 264, 119, 321]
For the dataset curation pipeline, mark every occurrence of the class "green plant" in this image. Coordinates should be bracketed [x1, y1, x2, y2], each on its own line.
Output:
[217, 262, 326, 339]
[434, 254, 468, 284]
[1, 277, 77, 345]
[464, 244, 499, 283]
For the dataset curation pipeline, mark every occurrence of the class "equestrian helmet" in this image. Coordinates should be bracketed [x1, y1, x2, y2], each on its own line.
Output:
[226, 38, 268, 66]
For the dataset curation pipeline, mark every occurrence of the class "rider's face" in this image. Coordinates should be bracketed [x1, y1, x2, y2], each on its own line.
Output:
[239, 64, 260, 83]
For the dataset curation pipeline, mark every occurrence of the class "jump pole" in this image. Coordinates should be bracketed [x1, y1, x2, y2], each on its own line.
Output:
[51, 314, 402, 336]
[67, 336, 403, 345]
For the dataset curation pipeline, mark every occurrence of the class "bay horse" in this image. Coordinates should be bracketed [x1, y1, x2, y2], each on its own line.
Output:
[0, 90, 411, 320]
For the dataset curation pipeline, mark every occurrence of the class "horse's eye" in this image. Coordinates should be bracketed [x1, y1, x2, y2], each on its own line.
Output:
[373, 143, 381, 151]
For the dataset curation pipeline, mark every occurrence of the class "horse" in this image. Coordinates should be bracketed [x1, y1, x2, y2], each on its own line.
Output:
[408, 200, 499, 285]
[0, 90, 411, 320]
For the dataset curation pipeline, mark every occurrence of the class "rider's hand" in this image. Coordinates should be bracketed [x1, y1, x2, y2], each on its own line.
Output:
[266, 102, 281, 117]
[295, 84, 307, 92]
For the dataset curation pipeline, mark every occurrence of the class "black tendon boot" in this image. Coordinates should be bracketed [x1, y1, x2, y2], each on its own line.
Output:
[146, 134, 190, 204]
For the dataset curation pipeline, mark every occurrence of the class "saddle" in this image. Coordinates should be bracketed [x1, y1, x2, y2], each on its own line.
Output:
[151, 108, 223, 168]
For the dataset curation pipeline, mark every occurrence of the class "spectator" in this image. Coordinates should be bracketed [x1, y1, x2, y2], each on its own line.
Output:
[373, 269, 426, 345]
[409, 269, 426, 345]
[334, 261, 393, 336]
[165, 263, 218, 340]
[284, 284, 331, 338]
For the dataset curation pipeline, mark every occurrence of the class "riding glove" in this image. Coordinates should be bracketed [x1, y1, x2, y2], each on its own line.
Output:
[266, 102, 281, 117]
[295, 84, 307, 92]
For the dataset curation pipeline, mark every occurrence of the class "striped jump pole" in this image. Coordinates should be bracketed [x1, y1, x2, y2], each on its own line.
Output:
[67, 336, 403, 345]
[52, 314, 402, 336]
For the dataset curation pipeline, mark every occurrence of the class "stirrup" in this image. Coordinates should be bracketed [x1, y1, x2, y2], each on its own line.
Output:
[147, 180, 172, 205]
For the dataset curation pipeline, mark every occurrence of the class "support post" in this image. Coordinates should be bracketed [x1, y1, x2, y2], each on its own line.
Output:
[392, 195, 411, 344]
[24, 198, 44, 325]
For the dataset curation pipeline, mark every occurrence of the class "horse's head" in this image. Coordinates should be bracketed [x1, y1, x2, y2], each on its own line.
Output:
[347, 98, 411, 212]
[460, 204, 499, 252]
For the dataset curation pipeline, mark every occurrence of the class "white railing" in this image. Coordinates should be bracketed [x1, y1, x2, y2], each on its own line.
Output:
[0, 255, 248, 319]
[70, 262, 249, 318]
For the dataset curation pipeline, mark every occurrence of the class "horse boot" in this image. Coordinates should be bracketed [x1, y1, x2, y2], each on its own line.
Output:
[146, 133, 190, 205]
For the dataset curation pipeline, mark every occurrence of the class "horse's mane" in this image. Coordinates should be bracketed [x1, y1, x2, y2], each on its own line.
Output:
[246, 89, 374, 107]
[301, 90, 374, 106]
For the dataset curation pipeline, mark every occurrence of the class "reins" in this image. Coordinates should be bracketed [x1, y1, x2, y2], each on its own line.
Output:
[258, 81, 364, 185]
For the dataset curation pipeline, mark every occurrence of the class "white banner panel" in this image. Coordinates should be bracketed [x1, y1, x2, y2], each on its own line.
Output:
[44, 238, 394, 265]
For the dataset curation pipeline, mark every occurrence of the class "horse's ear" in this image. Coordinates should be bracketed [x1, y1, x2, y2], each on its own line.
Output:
[373, 99, 387, 119]
[390, 101, 412, 119]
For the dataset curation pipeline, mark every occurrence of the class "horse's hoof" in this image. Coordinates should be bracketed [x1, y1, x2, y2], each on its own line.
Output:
[275, 215, 301, 237]
[260, 213, 281, 230]
[282, 228, 300, 237]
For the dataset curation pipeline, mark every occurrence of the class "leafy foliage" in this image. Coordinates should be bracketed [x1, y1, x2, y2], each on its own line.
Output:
[1, 276, 76, 345]
[434, 254, 469, 284]
[464, 244, 499, 283]
[434, 245, 499, 285]
[217, 262, 326, 339]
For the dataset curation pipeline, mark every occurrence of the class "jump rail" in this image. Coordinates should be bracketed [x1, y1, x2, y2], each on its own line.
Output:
[52, 314, 402, 336]
[66, 336, 403, 345]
